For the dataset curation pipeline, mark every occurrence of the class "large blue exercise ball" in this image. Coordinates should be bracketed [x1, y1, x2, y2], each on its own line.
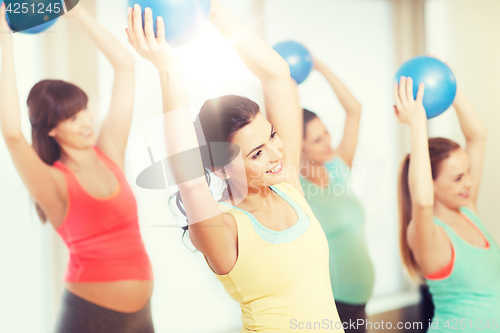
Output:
[1, 0, 61, 34]
[394, 56, 457, 119]
[125, 0, 211, 47]
[273, 40, 313, 84]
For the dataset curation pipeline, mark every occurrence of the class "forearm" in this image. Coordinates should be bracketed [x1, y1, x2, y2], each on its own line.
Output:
[316, 62, 361, 116]
[209, 4, 289, 82]
[453, 89, 487, 142]
[0, 46, 22, 140]
[408, 123, 434, 208]
[73, 10, 134, 70]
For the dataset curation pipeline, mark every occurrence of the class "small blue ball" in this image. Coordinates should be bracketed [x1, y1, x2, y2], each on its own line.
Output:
[395, 56, 457, 119]
[273, 41, 313, 85]
[125, 0, 211, 47]
[1, 0, 60, 34]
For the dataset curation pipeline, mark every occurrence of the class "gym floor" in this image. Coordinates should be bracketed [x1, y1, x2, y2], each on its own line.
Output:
[368, 304, 427, 333]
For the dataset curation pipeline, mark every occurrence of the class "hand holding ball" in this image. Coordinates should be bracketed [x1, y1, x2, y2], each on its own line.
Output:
[394, 56, 456, 119]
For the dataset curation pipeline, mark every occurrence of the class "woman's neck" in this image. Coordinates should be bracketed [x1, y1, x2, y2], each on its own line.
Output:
[433, 201, 463, 226]
[221, 179, 277, 212]
[58, 144, 96, 170]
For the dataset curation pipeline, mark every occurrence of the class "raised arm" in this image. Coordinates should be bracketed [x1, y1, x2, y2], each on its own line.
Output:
[0, 3, 64, 223]
[209, 0, 303, 191]
[313, 56, 361, 167]
[126, 5, 237, 275]
[66, 4, 135, 169]
[452, 89, 487, 210]
[394, 77, 449, 275]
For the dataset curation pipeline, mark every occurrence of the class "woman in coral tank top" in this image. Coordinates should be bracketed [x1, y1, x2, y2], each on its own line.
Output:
[0, 3, 154, 332]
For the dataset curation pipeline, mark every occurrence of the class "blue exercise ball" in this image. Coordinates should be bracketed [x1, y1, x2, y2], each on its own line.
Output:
[1, 0, 61, 34]
[394, 56, 457, 119]
[125, 0, 211, 47]
[273, 40, 313, 84]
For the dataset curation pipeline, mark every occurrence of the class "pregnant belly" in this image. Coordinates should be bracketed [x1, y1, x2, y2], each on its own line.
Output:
[66, 280, 154, 312]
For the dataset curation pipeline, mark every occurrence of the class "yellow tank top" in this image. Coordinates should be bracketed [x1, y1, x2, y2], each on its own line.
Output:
[207, 181, 344, 332]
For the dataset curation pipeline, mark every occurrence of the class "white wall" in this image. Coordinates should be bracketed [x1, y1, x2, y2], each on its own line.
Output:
[425, 0, 500, 244]
[264, 0, 404, 301]
[0, 35, 52, 333]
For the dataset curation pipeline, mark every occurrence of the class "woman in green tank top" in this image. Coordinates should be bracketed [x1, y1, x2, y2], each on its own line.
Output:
[300, 56, 375, 333]
[395, 72, 500, 332]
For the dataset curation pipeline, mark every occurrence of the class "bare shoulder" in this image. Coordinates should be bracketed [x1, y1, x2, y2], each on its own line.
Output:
[199, 210, 238, 275]
[40, 165, 68, 204]
[222, 211, 237, 239]
[406, 219, 443, 249]
[37, 166, 69, 227]
[95, 142, 125, 171]
[406, 219, 453, 276]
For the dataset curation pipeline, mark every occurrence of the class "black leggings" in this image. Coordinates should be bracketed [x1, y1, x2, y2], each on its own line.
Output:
[335, 301, 367, 333]
[55, 290, 154, 333]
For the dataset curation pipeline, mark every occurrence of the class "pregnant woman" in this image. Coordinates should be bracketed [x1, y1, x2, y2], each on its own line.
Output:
[300, 57, 374, 333]
[0, 3, 154, 332]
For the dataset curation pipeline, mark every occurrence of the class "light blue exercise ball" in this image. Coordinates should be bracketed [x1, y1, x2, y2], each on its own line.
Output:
[273, 40, 313, 84]
[394, 56, 457, 119]
[125, 0, 211, 47]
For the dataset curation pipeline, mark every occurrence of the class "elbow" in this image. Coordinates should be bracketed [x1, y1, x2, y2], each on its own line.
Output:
[413, 198, 434, 210]
[466, 127, 488, 144]
[263, 57, 291, 82]
[2, 131, 23, 144]
[352, 104, 362, 117]
[477, 126, 488, 141]
[177, 178, 209, 192]
[275, 59, 291, 80]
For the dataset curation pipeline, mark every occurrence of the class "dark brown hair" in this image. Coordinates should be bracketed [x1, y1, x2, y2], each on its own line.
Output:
[398, 137, 460, 281]
[168, 95, 260, 237]
[302, 108, 318, 139]
[27, 80, 88, 222]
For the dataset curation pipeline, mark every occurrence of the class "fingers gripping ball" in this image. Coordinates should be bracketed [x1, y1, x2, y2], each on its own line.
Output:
[125, 0, 211, 47]
[394, 56, 457, 119]
[273, 41, 313, 85]
[0, 0, 62, 34]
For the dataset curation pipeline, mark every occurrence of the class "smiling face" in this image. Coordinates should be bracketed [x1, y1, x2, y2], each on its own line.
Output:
[226, 112, 285, 189]
[48, 107, 95, 148]
[302, 116, 333, 163]
[433, 148, 473, 209]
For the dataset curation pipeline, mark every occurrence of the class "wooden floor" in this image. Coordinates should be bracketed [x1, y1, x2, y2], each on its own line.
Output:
[368, 304, 428, 333]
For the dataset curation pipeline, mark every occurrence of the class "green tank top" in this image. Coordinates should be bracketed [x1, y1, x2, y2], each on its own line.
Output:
[300, 157, 374, 305]
[425, 207, 500, 332]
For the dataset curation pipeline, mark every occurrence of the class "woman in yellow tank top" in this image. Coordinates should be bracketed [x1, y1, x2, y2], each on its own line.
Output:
[126, 1, 344, 332]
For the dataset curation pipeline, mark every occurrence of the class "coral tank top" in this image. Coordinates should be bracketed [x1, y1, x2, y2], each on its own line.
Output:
[53, 146, 153, 282]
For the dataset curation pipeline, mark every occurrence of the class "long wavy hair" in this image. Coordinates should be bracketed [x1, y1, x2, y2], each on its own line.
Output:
[27, 80, 88, 223]
[168, 95, 260, 239]
[398, 137, 460, 282]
